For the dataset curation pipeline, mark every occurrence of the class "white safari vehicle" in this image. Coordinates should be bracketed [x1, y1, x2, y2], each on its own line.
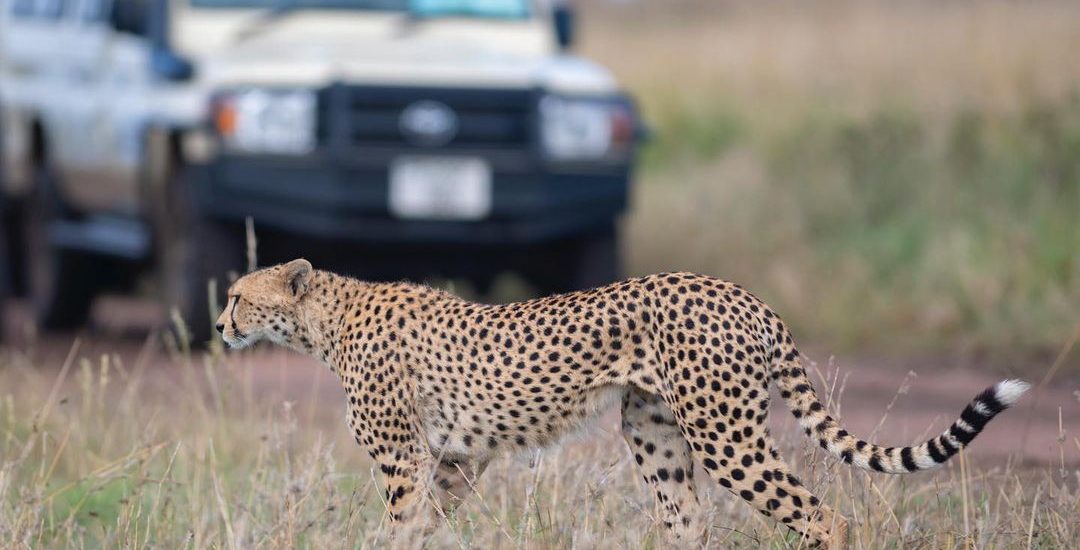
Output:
[0, 0, 643, 341]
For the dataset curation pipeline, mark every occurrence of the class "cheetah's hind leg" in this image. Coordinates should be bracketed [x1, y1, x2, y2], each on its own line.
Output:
[621, 388, 706, 545]
[431, 458, 489, 517]
[671, 390, 849, 548]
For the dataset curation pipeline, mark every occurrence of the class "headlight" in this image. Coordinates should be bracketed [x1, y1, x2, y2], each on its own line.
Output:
[213, 89, 316, 155]
[539, 95, 635, 162]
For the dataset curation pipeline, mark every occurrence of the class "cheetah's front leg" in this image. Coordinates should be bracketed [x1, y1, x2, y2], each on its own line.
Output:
[375, 454, 489, 546]
[375, 453, 440, 548]
[348, 398, 443, 547]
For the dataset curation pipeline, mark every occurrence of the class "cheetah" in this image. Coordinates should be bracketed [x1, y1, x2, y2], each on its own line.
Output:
[215, 259, 1029, 548]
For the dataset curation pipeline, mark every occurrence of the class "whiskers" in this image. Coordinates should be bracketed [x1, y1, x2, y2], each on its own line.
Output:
[226, 332, 252, 349]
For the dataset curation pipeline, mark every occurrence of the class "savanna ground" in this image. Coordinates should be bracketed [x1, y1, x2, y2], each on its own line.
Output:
[0, 333, 1077, 548]
[3, 1, 1080, 547]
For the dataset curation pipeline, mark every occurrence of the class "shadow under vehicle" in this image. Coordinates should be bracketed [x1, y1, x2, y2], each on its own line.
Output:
[0, 0, 644, 342]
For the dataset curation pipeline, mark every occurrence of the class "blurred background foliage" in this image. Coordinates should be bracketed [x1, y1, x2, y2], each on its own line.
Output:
[580, 0, 1080, 357]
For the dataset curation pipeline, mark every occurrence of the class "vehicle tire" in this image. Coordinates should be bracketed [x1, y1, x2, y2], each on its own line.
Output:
[526, 225, 622, 296]
[0, 199, 8, 340]
[146, 137, 242, 346]
[468, 273, 496, 296]
[22, 164, 99, 329]
[159, 212, 241, 347]
[2, 199, 26, 297]
[0, 114, 5, 331]
[0, 115, 6, 335]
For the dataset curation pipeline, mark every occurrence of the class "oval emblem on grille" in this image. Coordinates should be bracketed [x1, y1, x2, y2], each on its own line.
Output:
[399, 100, 459, 147]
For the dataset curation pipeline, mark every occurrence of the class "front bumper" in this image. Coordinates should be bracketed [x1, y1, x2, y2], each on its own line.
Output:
[191, 151, 631, 246]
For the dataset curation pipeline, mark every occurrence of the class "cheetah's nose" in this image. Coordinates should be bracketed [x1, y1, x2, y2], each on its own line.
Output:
[216, 323, 225, 334]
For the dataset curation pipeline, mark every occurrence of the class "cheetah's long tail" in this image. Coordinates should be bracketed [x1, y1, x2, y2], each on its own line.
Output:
[774, 348, 1029, 474]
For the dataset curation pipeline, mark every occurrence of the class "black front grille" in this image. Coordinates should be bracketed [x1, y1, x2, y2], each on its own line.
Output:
[319, 85, 536, 151]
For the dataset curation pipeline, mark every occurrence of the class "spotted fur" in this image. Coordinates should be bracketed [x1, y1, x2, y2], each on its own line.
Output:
[216, 259, 1028, 548]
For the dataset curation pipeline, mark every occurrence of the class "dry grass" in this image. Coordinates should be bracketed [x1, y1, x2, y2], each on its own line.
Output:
[584, 1, 1080, 121]
[0, 342, 1077, 548]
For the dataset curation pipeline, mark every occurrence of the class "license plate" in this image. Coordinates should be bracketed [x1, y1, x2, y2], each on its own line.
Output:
[389, 156, 492, 220]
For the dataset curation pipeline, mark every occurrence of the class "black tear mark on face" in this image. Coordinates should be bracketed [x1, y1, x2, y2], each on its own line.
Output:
[229, 295, 246, 340]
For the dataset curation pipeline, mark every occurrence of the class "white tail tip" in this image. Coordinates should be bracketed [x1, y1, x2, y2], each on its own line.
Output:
[994, 379, 1031, 407]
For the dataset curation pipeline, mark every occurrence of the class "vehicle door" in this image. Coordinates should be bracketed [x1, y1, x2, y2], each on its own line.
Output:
[2, 0, 71, 75]
[55, 0, 149, 215]
[44, 0, 119, 212]
[1, 0, 76, 183]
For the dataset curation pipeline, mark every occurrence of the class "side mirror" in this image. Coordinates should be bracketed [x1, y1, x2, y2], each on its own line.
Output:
[146, 0, 192, 81]
[151, 48, 194, 82]
[553, 5, 575, 50]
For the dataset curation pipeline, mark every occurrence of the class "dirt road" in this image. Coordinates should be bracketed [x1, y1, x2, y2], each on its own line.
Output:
[4, 299, 1078, 467]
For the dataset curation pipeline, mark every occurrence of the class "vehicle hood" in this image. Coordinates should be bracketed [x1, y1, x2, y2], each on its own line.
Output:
[197, 43, 617, 95]
[177, 14, 618, 95]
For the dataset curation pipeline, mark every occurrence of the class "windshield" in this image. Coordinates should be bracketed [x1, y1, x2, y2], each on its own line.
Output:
[189, 0, 532, 19]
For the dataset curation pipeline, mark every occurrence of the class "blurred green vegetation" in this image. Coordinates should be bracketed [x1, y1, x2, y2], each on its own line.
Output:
[574, 2, 1080, 358]
[625, 92, 1079, 356]
[580, 1, 1080, 358]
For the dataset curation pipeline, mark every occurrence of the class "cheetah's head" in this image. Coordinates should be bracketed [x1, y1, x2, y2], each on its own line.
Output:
[215, 259, 314, 349]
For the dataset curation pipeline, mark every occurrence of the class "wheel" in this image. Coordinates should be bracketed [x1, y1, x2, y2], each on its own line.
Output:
[152, 171, 242, 346]
[0, 115, 6, 333]
[2, 198, 26, 297]
[146, 134, 242, 346]
[22, 164, 100, 329]
[526, 225, 622, 296]
[0, 200, 8, 340]
[159, 212, 241, 346]
[468, 273, 496, 296]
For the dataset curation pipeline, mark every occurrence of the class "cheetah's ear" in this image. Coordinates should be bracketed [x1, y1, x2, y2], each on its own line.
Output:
[282, 259, 313, 298]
